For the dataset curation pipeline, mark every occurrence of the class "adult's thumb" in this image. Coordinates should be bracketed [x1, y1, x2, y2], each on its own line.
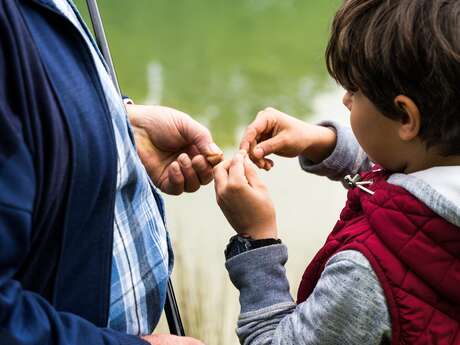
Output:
[185, 119, 223, 165]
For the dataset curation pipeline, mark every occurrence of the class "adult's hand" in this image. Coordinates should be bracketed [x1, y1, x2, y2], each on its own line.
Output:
[142, 334, 205, 345]
[240, 107, 336, 170]
[126, 104, 223, 195]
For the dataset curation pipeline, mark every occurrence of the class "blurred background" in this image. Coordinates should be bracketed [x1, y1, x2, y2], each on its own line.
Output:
[75, 1, 348, 344]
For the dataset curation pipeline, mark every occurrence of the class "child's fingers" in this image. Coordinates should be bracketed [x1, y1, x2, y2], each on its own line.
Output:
[240, 126, 259, 153]
[213, 160, 230, 194]
[252, 135, 284, 160]
[253, 158, 274, 171]
[243, 156, 264, 188]
[240, 111, 276, 152]
[248, 140, 263, 167]
[228, 151, 248, 187]
[247, 144, 276, 170]
[261, 158, 274, 171]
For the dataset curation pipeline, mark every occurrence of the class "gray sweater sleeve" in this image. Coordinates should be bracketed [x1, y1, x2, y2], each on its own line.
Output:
[225, 246, 391, 345]
[299, 121, 372, 180]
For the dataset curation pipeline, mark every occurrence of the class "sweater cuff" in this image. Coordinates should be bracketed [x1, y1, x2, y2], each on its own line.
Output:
[299, 121, 364, 180]
[225, 244, 292, 314]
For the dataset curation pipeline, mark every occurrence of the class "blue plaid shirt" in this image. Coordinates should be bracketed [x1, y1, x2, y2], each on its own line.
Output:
[53, 0, 172, 335]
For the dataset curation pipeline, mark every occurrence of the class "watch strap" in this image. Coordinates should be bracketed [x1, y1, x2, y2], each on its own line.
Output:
[225, 235, 281, 260]
[250, 238, 282, 249]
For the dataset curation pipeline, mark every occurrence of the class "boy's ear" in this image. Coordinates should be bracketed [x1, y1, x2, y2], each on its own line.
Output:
[394, 95, 421, 141]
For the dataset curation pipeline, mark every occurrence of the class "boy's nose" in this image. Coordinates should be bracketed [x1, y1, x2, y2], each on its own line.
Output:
[342, 91, 353, 111]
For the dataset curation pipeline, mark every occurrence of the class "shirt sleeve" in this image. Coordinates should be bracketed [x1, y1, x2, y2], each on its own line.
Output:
[299, 121, 372, 181]
[225, 246, 391, 345]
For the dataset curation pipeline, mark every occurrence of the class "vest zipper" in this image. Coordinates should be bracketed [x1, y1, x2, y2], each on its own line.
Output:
[344, 174, 375, 195]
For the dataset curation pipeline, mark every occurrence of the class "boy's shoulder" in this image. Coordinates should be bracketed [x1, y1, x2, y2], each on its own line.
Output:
[347, 165, 460, 227]
[384, 166, 460, 228]
[337, 166, 460, 249]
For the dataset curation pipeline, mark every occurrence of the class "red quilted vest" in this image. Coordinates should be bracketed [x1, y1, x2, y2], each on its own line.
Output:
[297, 169, 460, 344]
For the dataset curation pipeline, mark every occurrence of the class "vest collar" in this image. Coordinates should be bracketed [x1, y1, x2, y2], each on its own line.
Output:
[388, 166, 460, 227]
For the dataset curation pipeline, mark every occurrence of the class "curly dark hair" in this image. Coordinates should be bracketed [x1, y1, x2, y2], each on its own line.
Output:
[326, 0, 460, 156]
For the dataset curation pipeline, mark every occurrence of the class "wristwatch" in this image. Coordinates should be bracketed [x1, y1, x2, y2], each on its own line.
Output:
[224, 234, 282, 260]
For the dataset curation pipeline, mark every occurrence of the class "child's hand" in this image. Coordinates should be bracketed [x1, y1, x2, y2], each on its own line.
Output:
[240, 107, 337, 170]
[214, 151, 277, 239]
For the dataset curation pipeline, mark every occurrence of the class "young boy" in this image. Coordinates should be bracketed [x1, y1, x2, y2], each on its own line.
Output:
[213, 0, 460, 344]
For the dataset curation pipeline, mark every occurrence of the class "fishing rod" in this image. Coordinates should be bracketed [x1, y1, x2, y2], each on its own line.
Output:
[85, 0, 185, 337]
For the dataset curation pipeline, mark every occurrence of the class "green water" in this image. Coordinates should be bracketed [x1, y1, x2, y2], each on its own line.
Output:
[75, 0, 341, 146]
